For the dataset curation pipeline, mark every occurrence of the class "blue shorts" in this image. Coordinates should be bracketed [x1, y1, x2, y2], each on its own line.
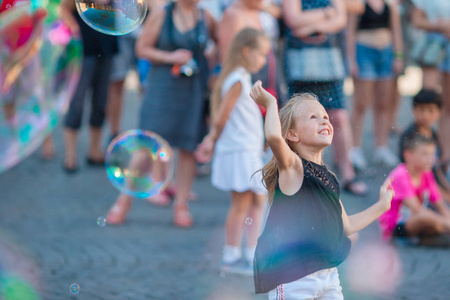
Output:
[356, 43, 394, 80]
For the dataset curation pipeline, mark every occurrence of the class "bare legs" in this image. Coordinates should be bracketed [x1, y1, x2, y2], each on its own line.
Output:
[173, 149, 197, 227]
[107, 80, 125, 137]
[225, 191, 265, 247]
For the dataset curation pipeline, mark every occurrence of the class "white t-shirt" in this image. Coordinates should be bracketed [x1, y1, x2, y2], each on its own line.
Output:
[412, 0, 450, 22]
[215, 67, 264, 153]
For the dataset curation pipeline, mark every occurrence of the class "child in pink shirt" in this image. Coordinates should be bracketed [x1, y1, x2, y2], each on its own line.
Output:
[379, 132, 450, 243]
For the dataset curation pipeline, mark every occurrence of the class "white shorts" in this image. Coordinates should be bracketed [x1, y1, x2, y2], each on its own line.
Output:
[268, 267, 343, 300]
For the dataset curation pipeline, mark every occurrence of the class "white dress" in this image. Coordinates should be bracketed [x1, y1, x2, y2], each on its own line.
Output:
[211, 67, 267, 194]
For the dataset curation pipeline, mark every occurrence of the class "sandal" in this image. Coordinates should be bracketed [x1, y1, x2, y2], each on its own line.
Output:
[146, 190, 171, 207]
[173, 205, 193, 228]
[106, 195, 132, 225]
[343, 178, 368, 196]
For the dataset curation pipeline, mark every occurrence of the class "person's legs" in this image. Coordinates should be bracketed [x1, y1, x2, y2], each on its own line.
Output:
[349, 78, 375, 169]
[173, 149, 196, 227]
[40, 135, 55, 160]
[225, 190, 254, 246]
[88, 56, 113, 162]
[388, 78, 402, 134]
[63, 128, 78, 171]
[404, 209, 450, 237]
[328, 109, 367, 195]
[107, 80, 125, 139]
[243, 193, 266, 264]
[350, 78, 375, 147]
[63, 56, 96, 170]
[373, 79, 394, 148]
[439, 73, 450, 164]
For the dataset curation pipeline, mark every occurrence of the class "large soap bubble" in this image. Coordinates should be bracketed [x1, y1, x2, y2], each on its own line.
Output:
[105, 129, 174, 198]
[75, 0, 147, 36]
[0, 2, 82, 174]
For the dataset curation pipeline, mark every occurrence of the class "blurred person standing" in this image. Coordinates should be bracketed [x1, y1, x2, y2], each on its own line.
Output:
[106, 0, 216, 227]
[347, 0, 404, 169]
[282, 0, 367, 196]
[60, 0, 118, 172]
[410, 0, 450, 177]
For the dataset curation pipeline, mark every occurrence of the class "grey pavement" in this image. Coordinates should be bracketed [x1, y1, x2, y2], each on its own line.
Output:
[1, 77, 449, 300]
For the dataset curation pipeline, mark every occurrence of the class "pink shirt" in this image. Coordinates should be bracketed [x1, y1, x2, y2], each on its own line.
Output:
[378, 164, 441, 240]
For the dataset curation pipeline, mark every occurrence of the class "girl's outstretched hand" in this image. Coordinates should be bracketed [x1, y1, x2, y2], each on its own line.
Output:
[379, 178, 395, 212]
[195, 134, 215, 163]
[250, 80, 277, 108]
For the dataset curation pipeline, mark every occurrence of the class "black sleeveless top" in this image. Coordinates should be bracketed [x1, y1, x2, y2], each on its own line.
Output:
[73, 11, 118, 57]
[358, 1, 391, 30]
[254, 158, 351, 294]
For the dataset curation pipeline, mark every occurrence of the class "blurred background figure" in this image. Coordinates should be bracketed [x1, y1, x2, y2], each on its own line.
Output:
[106, 0, 216, 228]
[60, 0, 118, 173]
[409, 0, 450, 181]
[281, 0, 367, 196]
[347, 0, 403, 169]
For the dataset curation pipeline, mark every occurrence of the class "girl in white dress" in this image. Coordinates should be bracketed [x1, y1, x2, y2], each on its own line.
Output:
[196, 28, 271, 274]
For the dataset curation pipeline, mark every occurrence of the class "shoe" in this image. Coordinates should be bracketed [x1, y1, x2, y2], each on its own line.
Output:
[349, 147, 367, 170]
[146, 190, 171, 207]
[106, 196, 132, 225]
[374, 146, 399, 168]
[220, 259, 253, 276]
[86, 156, 105, 166]
[343, 178, 368, 196]
[173, 205, 193, 228]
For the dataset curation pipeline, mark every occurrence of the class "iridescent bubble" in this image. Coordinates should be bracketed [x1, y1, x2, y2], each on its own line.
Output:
[0, 230, 43, 299]
[0, 3, 82, 174]
[69, 283, 80, 295]
[75, 0, 148, 36]
[219, 272, 226, 278]
[105, 130, 174, 198]
[245, 217, 253, 225]
[97, 216, 106, 227]
[6, 4, 12, 9]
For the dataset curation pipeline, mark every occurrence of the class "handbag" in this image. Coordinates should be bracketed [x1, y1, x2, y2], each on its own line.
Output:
[285, 46, 345, 82]
[410, 33, 447, 67]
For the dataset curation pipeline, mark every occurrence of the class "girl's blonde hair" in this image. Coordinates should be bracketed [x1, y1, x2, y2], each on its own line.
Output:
[210, 28, 269, 119]
[260, 93, 320, 205]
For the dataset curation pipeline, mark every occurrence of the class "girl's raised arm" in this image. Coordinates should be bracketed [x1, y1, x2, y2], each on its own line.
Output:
[250, 81, 298, 170]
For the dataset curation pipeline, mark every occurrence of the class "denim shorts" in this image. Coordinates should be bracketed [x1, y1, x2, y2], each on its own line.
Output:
[268, 267, 343, 300]
[356, 43, 394, 80]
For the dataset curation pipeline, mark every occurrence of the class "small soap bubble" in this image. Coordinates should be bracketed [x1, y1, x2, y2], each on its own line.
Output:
[6, 4, 11, 9]
[69, 283, 80, 294]
[75, 0, 148, 36]
[105, 129, 174, 198]
[97, 216, 106, 227]
[220, 272, 226, 278]
[329, 98, 333, 102]
[245, 217, 253, 225]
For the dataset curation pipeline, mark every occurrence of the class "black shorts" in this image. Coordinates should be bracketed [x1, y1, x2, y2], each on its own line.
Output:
[392, 222, 409, 238]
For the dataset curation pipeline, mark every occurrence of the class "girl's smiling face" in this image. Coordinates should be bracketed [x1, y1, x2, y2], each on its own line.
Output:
[288, 101, 333, 147]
